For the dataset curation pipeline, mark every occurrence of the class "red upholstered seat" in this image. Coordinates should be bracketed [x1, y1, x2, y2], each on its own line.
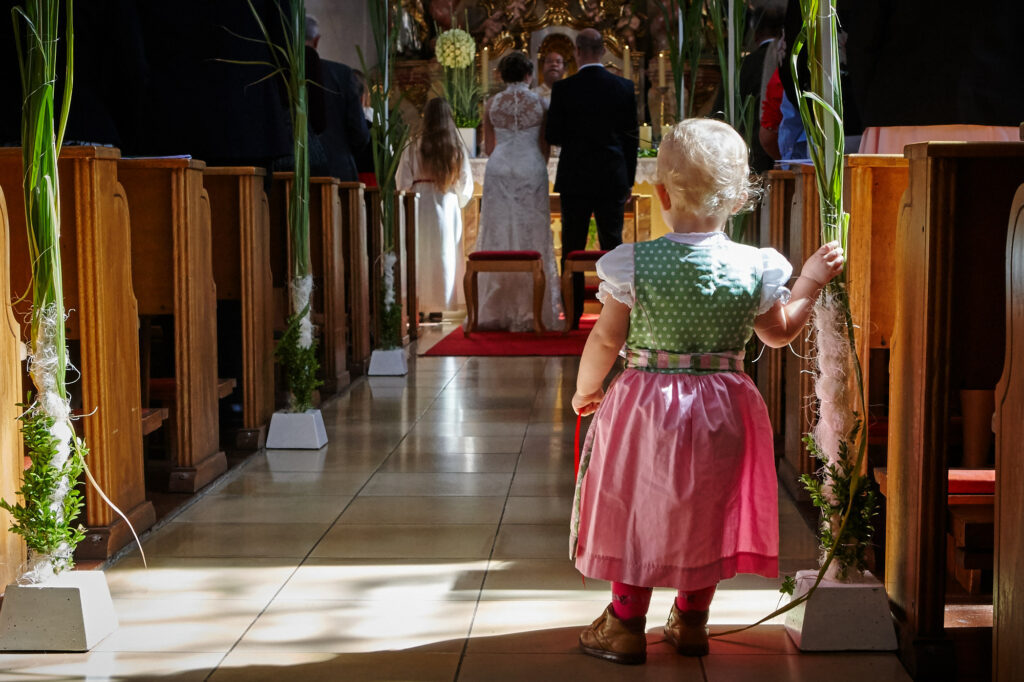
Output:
[468, 250, 542, 261]
[464, 251, 547, 334]
[565, 250, 607, 261]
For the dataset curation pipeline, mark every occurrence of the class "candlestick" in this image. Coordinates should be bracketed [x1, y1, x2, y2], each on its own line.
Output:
[622, 45, 631, 82]
[639, 123, 651, 151]
[481, 46, 489, 93]
[657, 51, 667, 88]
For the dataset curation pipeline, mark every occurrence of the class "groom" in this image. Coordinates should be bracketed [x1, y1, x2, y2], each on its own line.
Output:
[547, 28, 638, 329]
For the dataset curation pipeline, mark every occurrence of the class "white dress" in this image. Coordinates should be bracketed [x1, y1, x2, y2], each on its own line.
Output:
[397, 137, 474, 312]
[471, 81, 563, 331]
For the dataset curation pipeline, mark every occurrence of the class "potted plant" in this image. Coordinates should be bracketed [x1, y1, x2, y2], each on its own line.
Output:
[245, 0, 327, 449]
[0, 0, 118, 651]
[435, 25, 481, 156]
[362, 0, 411, 376]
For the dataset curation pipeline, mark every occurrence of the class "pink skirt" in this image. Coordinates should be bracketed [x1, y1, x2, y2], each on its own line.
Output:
[571, 369, 779, 590]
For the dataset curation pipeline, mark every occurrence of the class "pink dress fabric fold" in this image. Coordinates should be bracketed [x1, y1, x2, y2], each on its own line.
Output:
[573, 369, 779, 590]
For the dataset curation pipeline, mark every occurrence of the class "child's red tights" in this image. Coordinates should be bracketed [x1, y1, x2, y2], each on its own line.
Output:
[610, 582, 717, 620]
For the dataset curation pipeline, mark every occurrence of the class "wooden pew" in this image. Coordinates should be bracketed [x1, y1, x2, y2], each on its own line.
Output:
[117, 158, 225, 494]
[338, 182, 371, 376]
[203, 167, 275, 451]
[0, 147, 155, 560]
[778, 163, 821, 500]
[887, 142, 1024, 680]
[268, 174, 350, 396]
[993, 182, 1024, 682]
[0, 187, 25, 585]
[845, 155, 908, 448]
[757, 169, 796, 452]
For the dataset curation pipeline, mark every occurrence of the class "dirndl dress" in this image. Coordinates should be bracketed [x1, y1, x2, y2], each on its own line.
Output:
[570, 232, 793, 590]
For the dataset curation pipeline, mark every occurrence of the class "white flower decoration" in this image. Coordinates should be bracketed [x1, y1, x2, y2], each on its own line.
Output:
[435, 28, 476, 69]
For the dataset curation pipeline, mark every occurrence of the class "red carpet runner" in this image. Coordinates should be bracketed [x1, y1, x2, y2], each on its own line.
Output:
[420, 315, 596, 357]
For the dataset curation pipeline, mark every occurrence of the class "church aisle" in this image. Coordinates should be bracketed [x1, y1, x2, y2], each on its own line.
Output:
[0, 323, 910, 681]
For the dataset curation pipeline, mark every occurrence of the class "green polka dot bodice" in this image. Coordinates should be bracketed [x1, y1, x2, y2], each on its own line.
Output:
[627, 237, 763, 359]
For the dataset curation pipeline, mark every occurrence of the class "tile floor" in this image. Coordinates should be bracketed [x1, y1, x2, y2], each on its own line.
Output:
[0, 323, 913, 681]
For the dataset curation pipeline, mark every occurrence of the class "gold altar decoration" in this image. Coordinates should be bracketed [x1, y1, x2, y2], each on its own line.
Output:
[478, 0, 641, 57]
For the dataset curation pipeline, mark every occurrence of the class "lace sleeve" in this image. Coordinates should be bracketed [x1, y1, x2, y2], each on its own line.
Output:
[488, 86, 545, 131]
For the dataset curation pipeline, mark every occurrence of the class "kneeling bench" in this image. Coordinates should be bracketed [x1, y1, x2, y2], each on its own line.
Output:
[562, 250, 607, 332]
[464, 250, 546, 335]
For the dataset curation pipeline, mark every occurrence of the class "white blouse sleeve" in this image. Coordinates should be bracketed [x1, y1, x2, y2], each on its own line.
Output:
[595, 243, 636, 308]
[395, 143, 415, 191]
[758, 247, 794, 314]
[455, 147, 474, 208]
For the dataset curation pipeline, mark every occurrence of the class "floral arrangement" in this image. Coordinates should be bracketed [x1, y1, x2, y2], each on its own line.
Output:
[245, 0, 321, 411]
[788, 0, 876, 583]
[435, 27, 481, 128]
[361, 0, 410, 351]
[1, 0, 88, 583]
[435, 27, 475, 69]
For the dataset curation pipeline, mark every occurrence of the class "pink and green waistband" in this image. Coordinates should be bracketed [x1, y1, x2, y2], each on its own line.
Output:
[623, 348, 745, 373]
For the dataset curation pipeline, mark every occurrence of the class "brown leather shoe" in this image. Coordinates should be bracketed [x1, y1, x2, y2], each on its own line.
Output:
[578, 604, 647, 665]
[664, 603, 710, 656]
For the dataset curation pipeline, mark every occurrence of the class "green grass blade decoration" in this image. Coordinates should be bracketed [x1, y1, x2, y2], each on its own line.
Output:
[789, 0, 874, 582]
[360, 0, 410, 350]
[243, 0, 321, 410]
[707, 0, 755, 243]
[2, 0, 90, 582]
[653, 0, 705, 121]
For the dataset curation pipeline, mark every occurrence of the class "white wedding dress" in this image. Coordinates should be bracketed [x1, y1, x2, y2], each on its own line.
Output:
[471, 81, 563, 331]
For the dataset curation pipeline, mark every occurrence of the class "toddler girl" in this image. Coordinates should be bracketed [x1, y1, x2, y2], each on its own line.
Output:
[570, 118, 845, 664]
[397, 97, 474, 318]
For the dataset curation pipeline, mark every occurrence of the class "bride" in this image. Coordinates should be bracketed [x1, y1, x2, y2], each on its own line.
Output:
[469, 50, 563, 332]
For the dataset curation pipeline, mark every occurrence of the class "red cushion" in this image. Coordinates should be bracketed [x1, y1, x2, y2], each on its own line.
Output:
[565, 250, 607, 261]
[947, 469, 996, 495]
[469, 250, 542, 261]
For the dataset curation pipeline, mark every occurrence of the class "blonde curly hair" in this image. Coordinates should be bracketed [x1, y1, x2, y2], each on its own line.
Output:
[657, 118, 758, 220]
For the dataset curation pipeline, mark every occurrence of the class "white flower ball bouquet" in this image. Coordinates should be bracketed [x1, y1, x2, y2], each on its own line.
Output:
[435, 27, 482, 128]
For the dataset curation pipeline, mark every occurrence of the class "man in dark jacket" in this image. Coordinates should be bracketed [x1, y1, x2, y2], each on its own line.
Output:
[306, 15, 369, 181]
[547, 28, 638, 329]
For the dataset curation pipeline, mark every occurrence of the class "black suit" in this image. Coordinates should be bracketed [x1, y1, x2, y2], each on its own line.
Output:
[315, 60, 371, 182]
[546, 64, 638, 327]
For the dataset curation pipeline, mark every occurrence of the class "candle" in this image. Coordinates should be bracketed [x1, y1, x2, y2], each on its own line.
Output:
[481, 46, 489, 93]
[661, 124, 673, 142]
[657, 51, 667, 88]
[622, 45, 631, 82]
[639, 124, 652, 151]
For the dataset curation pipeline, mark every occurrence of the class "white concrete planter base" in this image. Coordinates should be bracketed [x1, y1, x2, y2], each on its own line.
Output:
[265, 448, 327, 472]
[368, 348, 408, 376]
[265, 409, 328, 450]
[784, 569, 897, 651]
[0, 571, 118, 651]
